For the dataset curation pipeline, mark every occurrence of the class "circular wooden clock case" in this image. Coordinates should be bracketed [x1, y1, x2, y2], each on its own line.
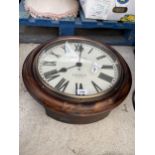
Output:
[22, 37, 132, 124]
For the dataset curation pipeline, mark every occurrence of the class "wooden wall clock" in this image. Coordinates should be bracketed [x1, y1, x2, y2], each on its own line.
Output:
[22, 36, 132, 124]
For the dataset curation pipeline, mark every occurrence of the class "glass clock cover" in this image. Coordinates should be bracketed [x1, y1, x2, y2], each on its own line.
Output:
[34, 39, 122, 102]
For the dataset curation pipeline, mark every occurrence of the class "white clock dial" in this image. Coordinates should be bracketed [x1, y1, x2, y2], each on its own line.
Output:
[37, 41, 120, 97]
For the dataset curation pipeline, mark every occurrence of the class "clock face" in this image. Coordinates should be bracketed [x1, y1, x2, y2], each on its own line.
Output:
[34, 39, 122, 102]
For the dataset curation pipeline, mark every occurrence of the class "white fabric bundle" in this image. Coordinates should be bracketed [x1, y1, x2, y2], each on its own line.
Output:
[25, 0, 79, 20]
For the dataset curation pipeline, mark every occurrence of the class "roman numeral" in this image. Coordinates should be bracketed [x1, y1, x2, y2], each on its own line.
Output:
[96, 55, 106, 60]
[88, 48, 93, 54]
[42, 61, 56, 66]
[74, 43, 84, 52]
[44, 69, 60, 81]
[50, 51, 60, 58]
[44, 69, 58, 79]
[75, 83, 86, 96]
[101, 65, 113, 69]
[98, 73, 113, 83]
[75, 83, 83, 95]
[91, 81, 103, 93]
[47, 75, 60, 82]
[55, 78, 69, 92]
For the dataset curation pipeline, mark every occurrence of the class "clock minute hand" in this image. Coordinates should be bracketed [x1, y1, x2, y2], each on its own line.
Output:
[78, 45, 84, 63]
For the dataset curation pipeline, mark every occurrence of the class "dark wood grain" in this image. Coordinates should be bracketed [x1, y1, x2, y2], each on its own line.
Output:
[22, 36, 132, 124]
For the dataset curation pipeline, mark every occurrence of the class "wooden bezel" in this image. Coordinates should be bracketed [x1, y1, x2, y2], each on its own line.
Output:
[22, 36, 132, 124]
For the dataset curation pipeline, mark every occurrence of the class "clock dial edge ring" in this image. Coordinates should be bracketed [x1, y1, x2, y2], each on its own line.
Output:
[33, 37, 125, 103]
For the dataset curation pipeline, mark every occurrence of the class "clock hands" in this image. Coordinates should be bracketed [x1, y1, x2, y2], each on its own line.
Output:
[78, 44, 84, 62]
[78, 47, 83, 62]
[58, 62, 82, 73]
[63, 42, 84, 71]
[64, 42, 84, 63]
[74, 43, 84, 70]
[44, 62, 82, 78]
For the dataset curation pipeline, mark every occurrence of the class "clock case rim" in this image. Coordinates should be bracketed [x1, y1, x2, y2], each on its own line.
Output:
[22, 36, 132, 121]
[32, 37, 124, 103]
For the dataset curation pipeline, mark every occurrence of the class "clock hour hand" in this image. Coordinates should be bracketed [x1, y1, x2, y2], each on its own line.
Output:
[59, 65, 76, 72]
[59, 62, 82, 72]
[44, 62, 82, 79]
